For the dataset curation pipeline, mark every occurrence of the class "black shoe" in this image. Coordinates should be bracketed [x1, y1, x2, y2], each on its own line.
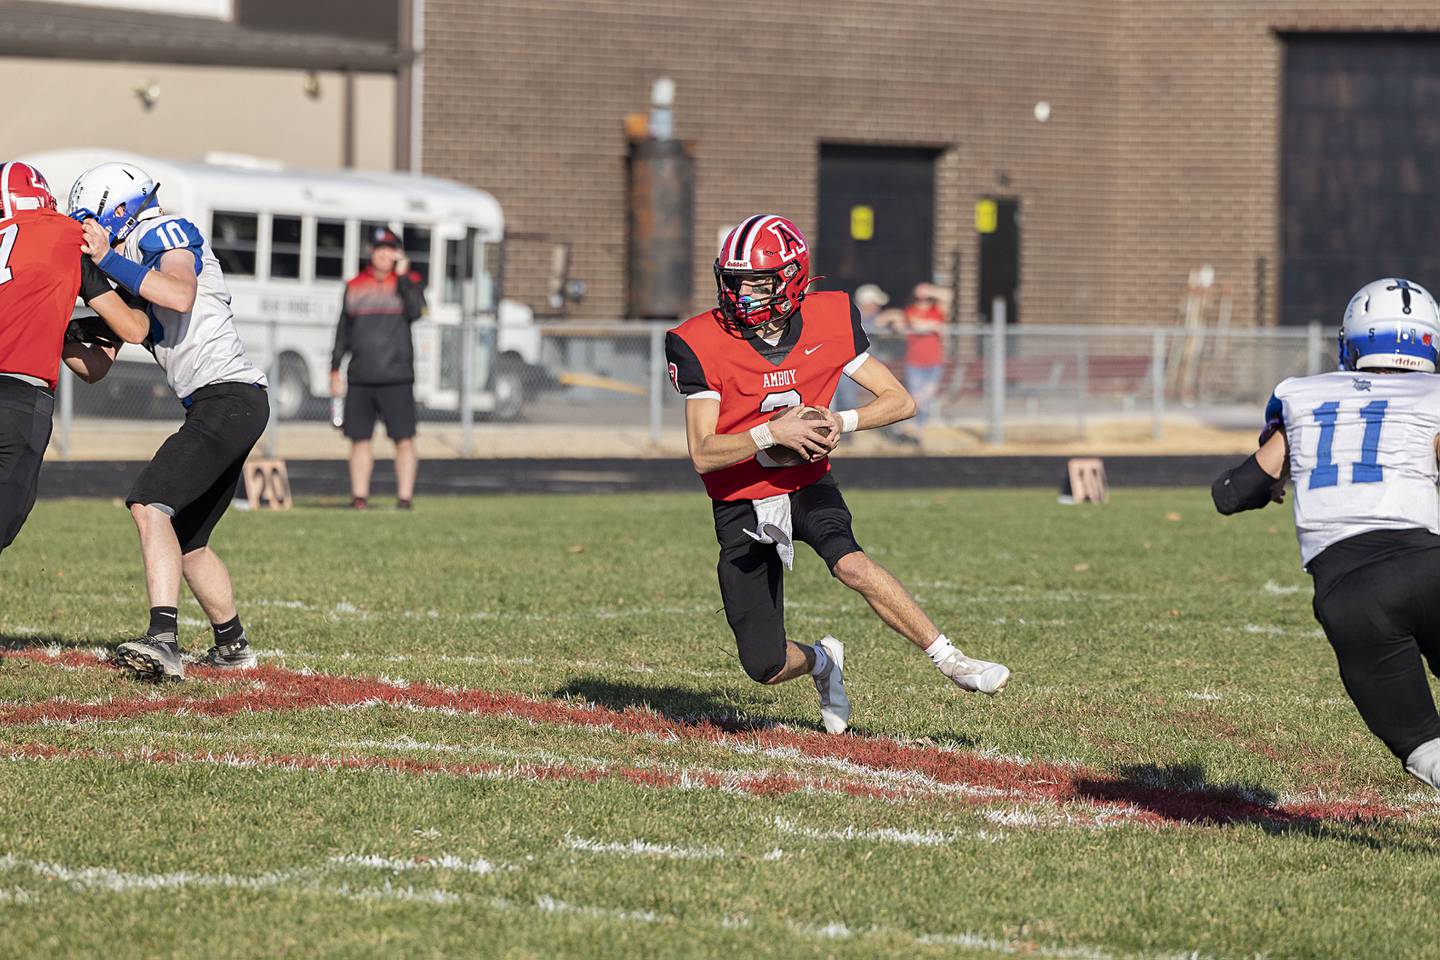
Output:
[396, 499, 413, 511]
[114, 636, 185, 682]
[196, 639, 257, 671]
[351, 497, 368, 511]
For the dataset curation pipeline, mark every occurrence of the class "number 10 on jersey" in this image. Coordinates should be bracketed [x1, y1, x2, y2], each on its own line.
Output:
[1310, 399, 1387, 489]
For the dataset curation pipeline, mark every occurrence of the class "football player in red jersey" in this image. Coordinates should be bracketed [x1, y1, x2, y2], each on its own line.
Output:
[665, 214, 1010, 734]
[0, 161, 139, 555]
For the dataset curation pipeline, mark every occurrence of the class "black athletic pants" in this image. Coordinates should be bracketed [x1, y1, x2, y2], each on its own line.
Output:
[0, 378, 53, 556]
[712, 473, 864, 684]
[127, 382, 270, 553]
[1311, 539, 1440, 760]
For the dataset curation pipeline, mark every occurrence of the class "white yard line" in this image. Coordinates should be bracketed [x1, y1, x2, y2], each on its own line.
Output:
[0, 852, 1216, 958]
[563, 834, 727, 861]
[771, 816, 1003, 846]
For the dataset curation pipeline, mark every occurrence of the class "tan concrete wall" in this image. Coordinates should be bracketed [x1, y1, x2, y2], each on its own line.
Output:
[0, 58, 396, 172]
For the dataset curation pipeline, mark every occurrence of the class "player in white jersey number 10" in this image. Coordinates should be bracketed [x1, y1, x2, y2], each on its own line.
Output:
[1213, 277, 1440, 792]
[68, 161, 269, 683]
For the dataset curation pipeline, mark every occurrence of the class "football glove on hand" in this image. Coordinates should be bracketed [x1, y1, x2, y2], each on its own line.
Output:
[64, 314, 123, 348]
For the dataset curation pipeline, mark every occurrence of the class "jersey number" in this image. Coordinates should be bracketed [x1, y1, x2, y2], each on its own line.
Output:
[759, 390, 801, 414]
[1310, 399, 1387, 489]
[0, 223, 17, 287]
[156, 221, 190, 250]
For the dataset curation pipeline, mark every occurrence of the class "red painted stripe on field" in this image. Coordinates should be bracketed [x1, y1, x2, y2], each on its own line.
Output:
[0, 649, 1407, 827]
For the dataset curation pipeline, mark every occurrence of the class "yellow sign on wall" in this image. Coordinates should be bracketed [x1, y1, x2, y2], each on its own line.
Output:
[975, 199, 998, 234]
[850, 205, 874, 241]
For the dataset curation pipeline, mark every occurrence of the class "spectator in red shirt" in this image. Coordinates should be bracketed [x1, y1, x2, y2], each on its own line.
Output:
[897, 283, 949, 443]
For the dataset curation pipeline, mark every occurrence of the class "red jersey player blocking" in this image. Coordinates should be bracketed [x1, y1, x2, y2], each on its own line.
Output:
[665, 214, 1010, 734]
[0, 161, 136, 555]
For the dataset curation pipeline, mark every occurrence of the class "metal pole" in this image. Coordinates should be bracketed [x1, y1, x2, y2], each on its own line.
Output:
[648, 324, 664, 446]
[1075, 336, 1088, 438]
[986, 297, 1006, 445]
[1306, 320, 1324, 375]
[1151, 329, 1166, 441]
[57, 364, 72, 458]
[264, 319, 278, 457]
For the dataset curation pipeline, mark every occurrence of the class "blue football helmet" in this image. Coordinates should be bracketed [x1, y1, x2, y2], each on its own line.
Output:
[66, 161, 160, 243]
[1339, 278, 1440, 373]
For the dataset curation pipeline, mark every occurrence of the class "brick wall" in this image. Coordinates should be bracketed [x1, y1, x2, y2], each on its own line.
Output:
[422, 1, 1440, 327]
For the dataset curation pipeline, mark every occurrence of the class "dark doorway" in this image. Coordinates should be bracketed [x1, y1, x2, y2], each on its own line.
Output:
[1281, 34, 1440, 326]
[977, 197, 1020, 324]
[816, 144, 938, 307]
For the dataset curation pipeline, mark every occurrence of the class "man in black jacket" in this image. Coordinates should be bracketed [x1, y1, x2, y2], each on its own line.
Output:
[330, 227, 426, 510]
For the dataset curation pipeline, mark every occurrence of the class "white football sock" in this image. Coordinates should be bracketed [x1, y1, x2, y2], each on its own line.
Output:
[924, 634, 957, 666]
[810, 644, 831, 677]
[1405, 737, 1440, 789]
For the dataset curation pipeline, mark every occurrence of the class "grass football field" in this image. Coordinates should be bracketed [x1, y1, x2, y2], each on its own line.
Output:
[2, 487, 1438, 959]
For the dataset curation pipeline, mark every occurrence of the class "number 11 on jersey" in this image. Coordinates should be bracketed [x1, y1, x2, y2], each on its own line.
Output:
[1310, 399, 1387, 489]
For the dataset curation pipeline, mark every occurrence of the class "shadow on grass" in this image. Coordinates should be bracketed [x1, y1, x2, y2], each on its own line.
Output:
[1, 634, 121, 653]
[553, 677, 797, 734]
[1075, 762, 1431, 848]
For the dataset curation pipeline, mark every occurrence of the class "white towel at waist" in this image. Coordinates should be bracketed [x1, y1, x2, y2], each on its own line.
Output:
[743, 493, 794, 570]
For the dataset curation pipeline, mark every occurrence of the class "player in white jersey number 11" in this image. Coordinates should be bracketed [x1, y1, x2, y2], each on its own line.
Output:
[1213, 277, 1440, 793]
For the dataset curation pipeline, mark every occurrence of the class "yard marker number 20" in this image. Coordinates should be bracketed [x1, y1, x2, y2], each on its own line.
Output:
[1309, 399, 1387, 489]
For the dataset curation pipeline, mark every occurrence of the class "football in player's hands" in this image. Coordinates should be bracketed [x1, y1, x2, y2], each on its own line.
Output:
[764, 406, 834, 466]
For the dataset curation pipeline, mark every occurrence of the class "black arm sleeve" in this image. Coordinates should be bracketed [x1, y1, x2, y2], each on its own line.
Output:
[664, 331, 713, 396]
[1212, 454, 1280, 516]
[397, 273, 427, 324]
[78, 256, 114, 304]
[848, 298, 871, 357]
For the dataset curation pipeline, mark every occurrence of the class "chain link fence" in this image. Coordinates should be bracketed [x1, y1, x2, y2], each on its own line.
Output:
[49, 317, 1331, 460]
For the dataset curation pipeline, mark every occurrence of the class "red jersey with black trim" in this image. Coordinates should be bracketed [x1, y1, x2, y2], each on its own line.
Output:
[0, 210, 94, 390]
[666, 290, 871, 501]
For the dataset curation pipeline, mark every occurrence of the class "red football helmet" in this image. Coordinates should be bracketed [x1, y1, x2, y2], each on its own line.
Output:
[713, 214, 814, 337]
[0, 162, 57, 219]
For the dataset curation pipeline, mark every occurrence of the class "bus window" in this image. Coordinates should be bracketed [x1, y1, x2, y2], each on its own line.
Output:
[480, 239, 502, 312]
[403, 224, 431, 284]
[443, 238, 461, 304]
[211, 211, 257, 277]
[315, 219, 345, 280]
[270, 215, 302, 280]
[443, 231, 476, 305]
[354, 220, 390, 274]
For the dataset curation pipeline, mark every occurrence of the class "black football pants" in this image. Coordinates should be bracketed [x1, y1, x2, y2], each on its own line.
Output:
[0, 378, 53, 556]
[1312, 548, 1440, 760]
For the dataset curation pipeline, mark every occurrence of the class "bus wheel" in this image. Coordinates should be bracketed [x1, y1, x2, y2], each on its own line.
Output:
[490, 355, 527, 421]
[272, 355, 312, 421]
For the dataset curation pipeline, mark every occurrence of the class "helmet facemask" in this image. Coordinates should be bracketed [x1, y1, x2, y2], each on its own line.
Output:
[715, 262, 803, 338]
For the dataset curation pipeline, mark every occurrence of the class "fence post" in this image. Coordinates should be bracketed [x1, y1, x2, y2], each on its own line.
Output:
[57, 364, 72, 458]
[1306, 321, 1324, 375]
[1075, 335, 1088, 437]
[986, 297, 1006, 445]
[264, 319, 278, 457]
[1151, 329, 1166, 441]
[648, 324, 665, 446]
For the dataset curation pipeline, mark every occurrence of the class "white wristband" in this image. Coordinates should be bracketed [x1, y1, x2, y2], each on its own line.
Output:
[749, 422, 776, 450]
[837, 409, 860, 434]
